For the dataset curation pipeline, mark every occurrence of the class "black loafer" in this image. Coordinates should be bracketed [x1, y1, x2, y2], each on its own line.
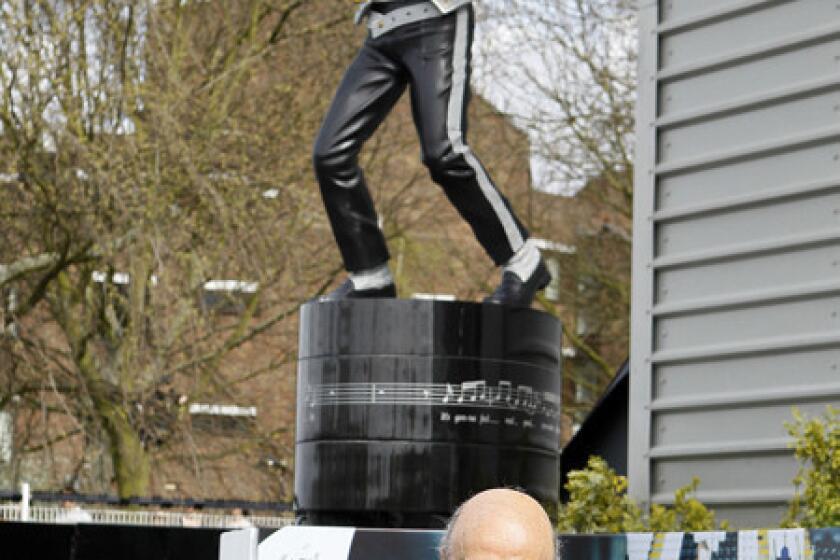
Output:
[318, 278, 397, 302]
[484, 260, 551, 307]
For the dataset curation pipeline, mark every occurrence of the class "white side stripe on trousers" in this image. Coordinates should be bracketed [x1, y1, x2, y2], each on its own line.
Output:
[447, 8, 525, 254]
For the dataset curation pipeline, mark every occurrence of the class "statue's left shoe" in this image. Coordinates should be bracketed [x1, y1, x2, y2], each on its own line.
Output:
[484, 260, 551, 307]
[318, 278, 397, 302]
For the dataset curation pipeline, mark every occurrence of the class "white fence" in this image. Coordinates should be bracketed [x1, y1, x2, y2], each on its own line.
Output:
[0, 504, 292, 529]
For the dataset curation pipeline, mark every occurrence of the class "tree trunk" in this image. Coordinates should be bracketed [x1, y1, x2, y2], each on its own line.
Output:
[61, 274, 152, 499]
[97, 400, 151, 499]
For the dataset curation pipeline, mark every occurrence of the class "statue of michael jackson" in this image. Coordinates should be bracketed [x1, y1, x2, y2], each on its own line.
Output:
[314, 0, 549, 306]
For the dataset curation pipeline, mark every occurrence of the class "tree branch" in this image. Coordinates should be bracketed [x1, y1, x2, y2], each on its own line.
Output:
[0, 253, 60, 290]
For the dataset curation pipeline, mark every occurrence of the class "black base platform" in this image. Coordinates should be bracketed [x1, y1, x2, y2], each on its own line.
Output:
[294, 299, 563, 528]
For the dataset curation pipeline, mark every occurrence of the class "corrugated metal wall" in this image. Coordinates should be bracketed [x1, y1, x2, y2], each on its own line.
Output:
[630, 0, 840, 528]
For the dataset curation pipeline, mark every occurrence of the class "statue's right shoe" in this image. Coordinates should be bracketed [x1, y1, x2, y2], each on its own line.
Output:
[484, 260, 552, 307]
[318, 278, 397, 302]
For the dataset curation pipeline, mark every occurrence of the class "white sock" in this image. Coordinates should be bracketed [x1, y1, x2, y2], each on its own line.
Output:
[503, 239, 541, 282]
[350, 263, 394, 290]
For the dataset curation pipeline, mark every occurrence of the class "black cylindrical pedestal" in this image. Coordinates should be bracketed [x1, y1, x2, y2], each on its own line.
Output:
[294, 299, 562, 528]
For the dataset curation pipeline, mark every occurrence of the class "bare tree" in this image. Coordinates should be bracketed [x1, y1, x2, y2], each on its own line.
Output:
[0, 0, 353, 499]
[473, 0, 638, 420]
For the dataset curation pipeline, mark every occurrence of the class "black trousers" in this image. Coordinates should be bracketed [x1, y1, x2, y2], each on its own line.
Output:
[313, 5, 529, 273]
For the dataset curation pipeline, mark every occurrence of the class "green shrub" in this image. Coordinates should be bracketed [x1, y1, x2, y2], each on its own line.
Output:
[557, 456, 645, 533]
[558, 456, 723, 533]
[783, 406, 840, 528]
[648, 477, 723, 532]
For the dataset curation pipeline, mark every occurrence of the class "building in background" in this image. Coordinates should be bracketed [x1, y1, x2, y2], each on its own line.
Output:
[631, 0, 840, 527]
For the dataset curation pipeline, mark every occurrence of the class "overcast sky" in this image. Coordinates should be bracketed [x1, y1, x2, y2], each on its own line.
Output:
[471, 1, 638, 195]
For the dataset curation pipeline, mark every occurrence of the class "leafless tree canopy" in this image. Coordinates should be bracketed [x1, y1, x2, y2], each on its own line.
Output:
[475, 0, 637, 418]
[0, 0, 359, 499]
[0, 0, 640, 497]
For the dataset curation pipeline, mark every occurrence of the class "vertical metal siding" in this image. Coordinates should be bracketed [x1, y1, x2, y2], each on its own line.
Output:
[630, 0, 840, 527]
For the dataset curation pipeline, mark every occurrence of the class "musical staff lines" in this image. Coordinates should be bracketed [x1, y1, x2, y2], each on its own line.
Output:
[303, 380, 561, 418]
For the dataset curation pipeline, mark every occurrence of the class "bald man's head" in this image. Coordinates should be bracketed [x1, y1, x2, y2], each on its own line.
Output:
[440, 489, 556, 560]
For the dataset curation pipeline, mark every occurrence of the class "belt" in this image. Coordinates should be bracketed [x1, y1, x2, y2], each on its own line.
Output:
[355, 1, 443, 38]
[354, 0, 400, 25]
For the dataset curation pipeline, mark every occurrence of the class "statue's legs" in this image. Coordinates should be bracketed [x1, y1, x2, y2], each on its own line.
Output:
[313, 45, 408, 273]
[404, 6, 530, 266]
[315, 4, 536, 296]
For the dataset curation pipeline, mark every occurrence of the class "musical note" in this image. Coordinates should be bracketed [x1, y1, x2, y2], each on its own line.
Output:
[301, 380, 561, 424]
[458, 380, 486, 403]
[498, 381, 512, 407]
[487, 385, 500, 405]
[442, 383, 458, 404]
[475, 381, 487, 402]
[515, 385, 533, 410]
[530, 392, 543, 415]
[542, 392, 560, 405]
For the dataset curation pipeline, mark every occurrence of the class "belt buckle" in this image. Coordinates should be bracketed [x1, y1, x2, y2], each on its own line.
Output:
[366, 13, 387, 38]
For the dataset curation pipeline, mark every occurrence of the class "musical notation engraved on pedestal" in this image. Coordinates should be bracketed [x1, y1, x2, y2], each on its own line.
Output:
[303, 379, 560, 419]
